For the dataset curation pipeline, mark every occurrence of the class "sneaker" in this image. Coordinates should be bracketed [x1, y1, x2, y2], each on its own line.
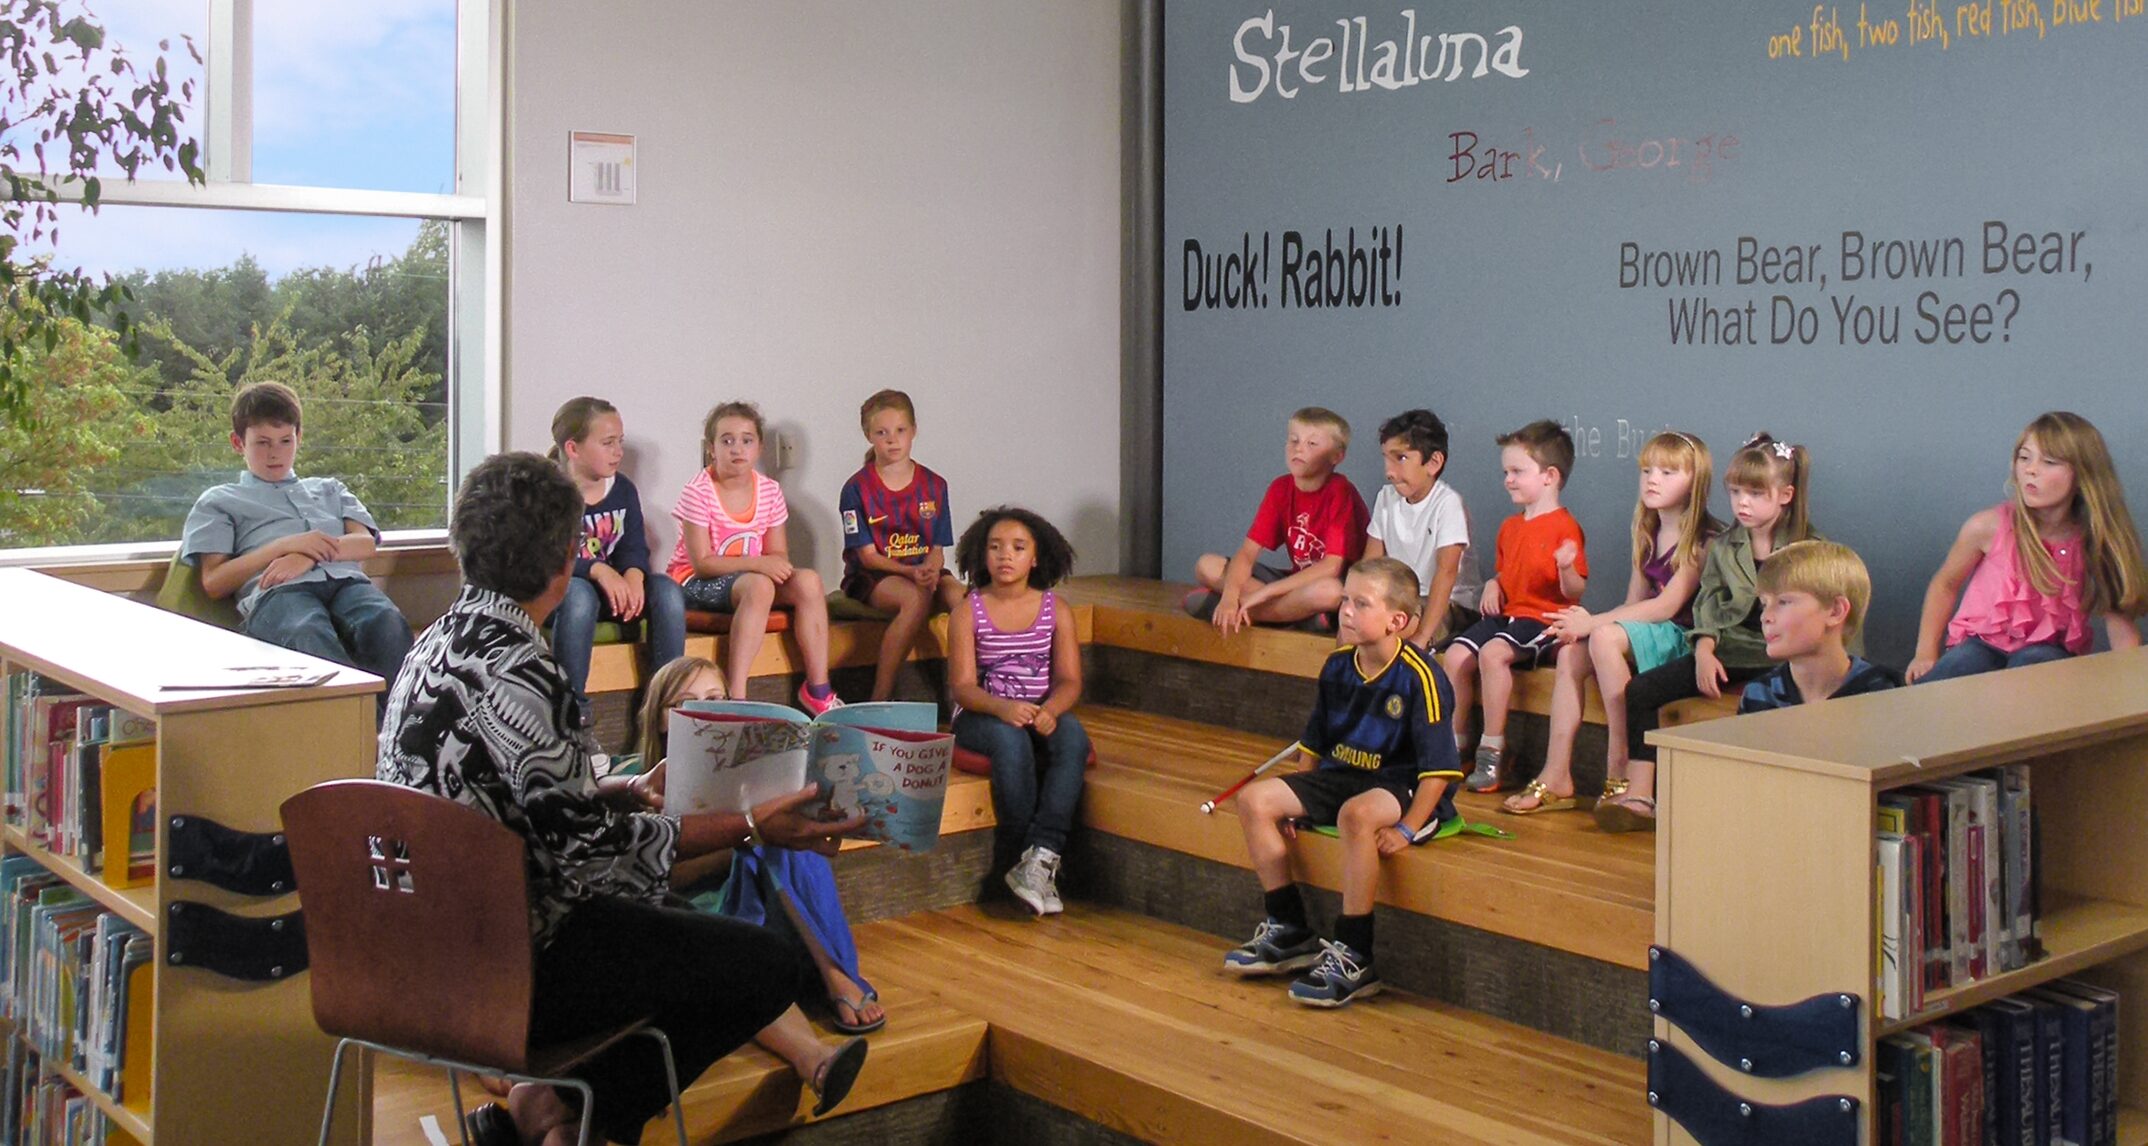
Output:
[796, 682, 844, 717]
[1222, 917, 1321, 976]
[1006, 846, 1063, 916]
[1288, 939, 1382, 1008]
[1464, 745, 1506, 793]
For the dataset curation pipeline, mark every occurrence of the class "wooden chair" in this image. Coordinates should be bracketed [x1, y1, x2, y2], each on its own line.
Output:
[282, 780, 689, 1146]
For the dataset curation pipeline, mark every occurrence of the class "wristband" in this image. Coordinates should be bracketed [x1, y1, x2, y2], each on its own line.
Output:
[742, 806, 761, 848]
[1393, 820, 1430, 845]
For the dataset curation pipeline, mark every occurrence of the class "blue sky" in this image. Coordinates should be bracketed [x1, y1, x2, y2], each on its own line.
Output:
[33, 0, 456, 281]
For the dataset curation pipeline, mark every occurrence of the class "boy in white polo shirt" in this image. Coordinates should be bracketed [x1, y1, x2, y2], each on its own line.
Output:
[1361, 409, 1481, 649]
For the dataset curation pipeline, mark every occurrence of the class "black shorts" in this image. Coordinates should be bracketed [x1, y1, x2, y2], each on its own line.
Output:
[1281, 768, 1413, 828]
[1446, 615, 1553, 668]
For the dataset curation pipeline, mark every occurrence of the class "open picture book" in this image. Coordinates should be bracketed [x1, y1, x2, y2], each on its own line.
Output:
[664, 700, 953, 854]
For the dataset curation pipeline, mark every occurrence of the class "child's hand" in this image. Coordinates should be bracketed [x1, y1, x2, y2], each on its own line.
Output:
[1479, 579, 1503, 616]
[590, 564, 633, 618]
[756, 556, 795, 584]
[281, 531, 343, 563]
[1376, 825, 1414, 856]
[616, 571, 646, 621]
[911, 562, 937, 588]
[1554, 540, 1580, 570]
[1547, 605, 1593, 643]
[1001, 701, 1042, 727]
[1031, 708, 1058, 735]
[1904, 654, 1936, 684]
[256, 553, 316, 590]
[1694, 647, 1729, 698]
[1214, 590, 1250, 636]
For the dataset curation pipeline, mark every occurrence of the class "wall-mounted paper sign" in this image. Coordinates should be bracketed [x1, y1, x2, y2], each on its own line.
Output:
[569, 131, 636, 204]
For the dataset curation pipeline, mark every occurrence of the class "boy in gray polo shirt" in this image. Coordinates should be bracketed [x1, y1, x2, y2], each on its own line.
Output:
[180, 382, 412, 689]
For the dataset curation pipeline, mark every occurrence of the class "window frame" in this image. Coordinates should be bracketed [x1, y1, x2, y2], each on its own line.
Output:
[2, 0, 500, 565]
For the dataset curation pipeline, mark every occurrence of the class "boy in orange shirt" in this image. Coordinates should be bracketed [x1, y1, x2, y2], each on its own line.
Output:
[1442, 419, 1588, 792]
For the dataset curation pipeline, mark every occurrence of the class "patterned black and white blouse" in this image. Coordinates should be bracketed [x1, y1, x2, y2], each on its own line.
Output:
[377, 584, 679, 945]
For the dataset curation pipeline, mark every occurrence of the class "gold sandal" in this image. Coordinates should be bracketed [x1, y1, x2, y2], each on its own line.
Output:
[1598, 776, 1630, 804]
[1500, 779, 1578, 815]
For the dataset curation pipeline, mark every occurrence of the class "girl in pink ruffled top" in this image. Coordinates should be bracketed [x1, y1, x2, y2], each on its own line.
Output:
[1908, 411, 2148, 683]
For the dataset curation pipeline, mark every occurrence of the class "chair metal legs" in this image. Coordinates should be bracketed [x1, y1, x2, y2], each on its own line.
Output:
[315, 1026, 691, 1146]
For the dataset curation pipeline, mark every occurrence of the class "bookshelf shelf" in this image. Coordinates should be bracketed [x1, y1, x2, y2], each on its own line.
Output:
[1, 568, 381, 1146]
[40, 1041, 152, 1144]
[1649, 647, 2148, 1145]
[1, 826, 158, 935]
[1875, 894, 2148, 1036]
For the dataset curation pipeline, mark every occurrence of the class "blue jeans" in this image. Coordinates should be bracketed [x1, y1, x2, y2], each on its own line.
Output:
[550, 573, 688, 703]
[244, 577, 413, 690]
[1919, 636, 2072, 683]
[954, 709, 1088, 855]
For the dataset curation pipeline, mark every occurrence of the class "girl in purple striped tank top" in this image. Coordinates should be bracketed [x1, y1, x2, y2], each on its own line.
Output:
[948, 507, 1088, 916]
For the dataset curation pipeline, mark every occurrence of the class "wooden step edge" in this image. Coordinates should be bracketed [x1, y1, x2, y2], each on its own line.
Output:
[647, 1005, 990, 1142]
[987, 1024, 1311, 1146]
[1079, 773, 1654, 970]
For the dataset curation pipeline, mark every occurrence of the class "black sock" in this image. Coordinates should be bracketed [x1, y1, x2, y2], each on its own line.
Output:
[1264, 885, 1309, 932]
[1336, 912, 1375, 958]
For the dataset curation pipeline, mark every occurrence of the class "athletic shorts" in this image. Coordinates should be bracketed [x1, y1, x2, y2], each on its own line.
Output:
[1281, 767, 1414, 828]
[1446, 615, 1553, 668]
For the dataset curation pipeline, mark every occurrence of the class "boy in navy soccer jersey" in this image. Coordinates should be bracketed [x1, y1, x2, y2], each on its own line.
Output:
[1223, 557, 1465, 1007]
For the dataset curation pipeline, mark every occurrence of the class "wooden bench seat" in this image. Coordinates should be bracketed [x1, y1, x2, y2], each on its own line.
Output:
[1063, 574, 1739, 729]
[1077, 704, 1656, 970]
[865, 904, 1648, 1145]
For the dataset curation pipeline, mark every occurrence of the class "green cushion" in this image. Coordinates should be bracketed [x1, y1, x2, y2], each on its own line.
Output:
[154, 550, 243, 631]
[590, 620, 636, 645]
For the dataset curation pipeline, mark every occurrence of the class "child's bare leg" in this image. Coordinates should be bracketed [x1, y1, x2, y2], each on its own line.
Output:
[1245, 576, 1343, 625]
[1442, 644, 1479, 745]
[865, 574, 929, 701]
[725, 573, 777, 696]
[1588, 626, 1637, 785]
[1517, 640, 1590, 808]
[1478, 640, 1518, 738]
[1335, 789, 1403, 917]
[1193, 553, 1229, 590]
[780, 569, 834, 689]
[934, 569, 966, 610]
[1233, 777, 1306, 892]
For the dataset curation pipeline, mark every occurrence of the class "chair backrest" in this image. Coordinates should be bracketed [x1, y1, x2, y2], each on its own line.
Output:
[281, 780, 538, 1070]
[154, 549, 243, 630]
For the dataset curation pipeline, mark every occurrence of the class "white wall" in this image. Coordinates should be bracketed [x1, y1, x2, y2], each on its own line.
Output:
[505, 1, 1124, 579]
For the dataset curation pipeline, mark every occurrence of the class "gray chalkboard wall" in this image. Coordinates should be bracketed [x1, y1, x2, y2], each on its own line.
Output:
[1162, 1, 2148, 662]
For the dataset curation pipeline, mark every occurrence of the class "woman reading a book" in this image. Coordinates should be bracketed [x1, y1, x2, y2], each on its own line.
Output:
[377, 452, 871, 1146]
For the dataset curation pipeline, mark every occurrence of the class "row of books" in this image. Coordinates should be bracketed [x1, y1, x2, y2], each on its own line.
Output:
[1, 675, 158, 890]
[1876, 765, 2041, 1020]
[1, 1042, 136, 1146]
[0, 857, 151, 1116]
[1878, 979, 2121, 1146]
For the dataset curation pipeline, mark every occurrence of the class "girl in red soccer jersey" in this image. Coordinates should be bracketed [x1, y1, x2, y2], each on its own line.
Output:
[838, 390, 965, 701]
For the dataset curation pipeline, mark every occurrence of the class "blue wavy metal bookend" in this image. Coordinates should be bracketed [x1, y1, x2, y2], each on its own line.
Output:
[1648, 945, 1861, 1077]
[1648, 1038, 1859, 1146]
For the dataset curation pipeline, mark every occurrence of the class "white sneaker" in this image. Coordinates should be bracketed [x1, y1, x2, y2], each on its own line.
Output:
[1006, 846, 1064, 916]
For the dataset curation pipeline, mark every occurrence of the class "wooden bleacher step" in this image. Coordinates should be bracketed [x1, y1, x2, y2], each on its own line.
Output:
[861, 903, 1649, 1146]
[1075, 704, 1655, 972]
[369, 983, 989, 1146]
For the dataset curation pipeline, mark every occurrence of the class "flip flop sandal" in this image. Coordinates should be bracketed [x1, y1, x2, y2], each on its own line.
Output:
[464, 1103, 518, 1146]
[1593, 795, 1657, 834]
[1598, 777, 1630, 804]
[811, 1036, 870, 1117]
[829, 989, 887, 1035]
[1500, 779, 1578, 815]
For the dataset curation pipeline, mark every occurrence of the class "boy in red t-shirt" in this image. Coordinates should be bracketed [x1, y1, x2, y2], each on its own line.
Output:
[1188, 407, 1370, 635]
[1443, 419, 1588, 792]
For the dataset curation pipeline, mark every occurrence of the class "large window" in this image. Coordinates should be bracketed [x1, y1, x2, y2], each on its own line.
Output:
[0, 0, 491, 555]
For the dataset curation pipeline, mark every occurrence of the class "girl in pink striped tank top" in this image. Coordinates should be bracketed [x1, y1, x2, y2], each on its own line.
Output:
[947, 507, 1088, 916]
[1909, 412, 2148, 683]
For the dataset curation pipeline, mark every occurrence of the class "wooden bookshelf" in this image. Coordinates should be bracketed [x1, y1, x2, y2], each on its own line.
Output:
[0, 568, 380, 1146]
[1649, 646, 2148, 1145]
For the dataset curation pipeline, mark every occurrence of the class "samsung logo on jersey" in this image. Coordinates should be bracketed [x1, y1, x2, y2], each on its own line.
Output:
[1228, 10, 1529, 104]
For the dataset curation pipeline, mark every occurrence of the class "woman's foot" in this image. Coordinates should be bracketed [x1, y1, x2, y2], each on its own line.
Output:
[824, 971, 887, 1034]
[1593, 794, 1657, 833]
[1500, 779, 1577, 814]
[809, 1037, 870, 1117]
